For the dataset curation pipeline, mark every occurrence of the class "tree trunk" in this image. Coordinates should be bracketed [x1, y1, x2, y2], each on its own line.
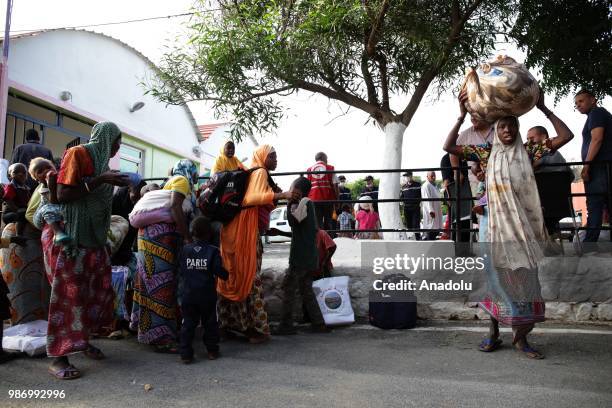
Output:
[378, 121, 407, 240]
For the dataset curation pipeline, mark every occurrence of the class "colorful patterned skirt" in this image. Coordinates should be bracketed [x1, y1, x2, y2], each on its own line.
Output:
[1, 223, 50, 324]
[42, 225, 114, 357]
[478, 253, 545, 327]
[130, 222, 180, 345]
[218, 239, 270, 336]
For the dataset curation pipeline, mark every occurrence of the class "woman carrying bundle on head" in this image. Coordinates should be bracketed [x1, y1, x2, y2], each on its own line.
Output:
[444, 88, 573, 359]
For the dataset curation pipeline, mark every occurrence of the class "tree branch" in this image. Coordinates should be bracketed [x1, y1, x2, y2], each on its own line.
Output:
[182, 85, 296, 105]
[294, 80, 387, 122]
[373, 51, 390, 111]
[361, 51, 379, 106]
[366, 0, 390, 57]
[399, 0, 485, 124]
[360, 0, 389, 109]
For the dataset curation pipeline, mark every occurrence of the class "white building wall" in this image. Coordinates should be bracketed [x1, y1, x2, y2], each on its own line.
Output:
[7, 30, 200, 159]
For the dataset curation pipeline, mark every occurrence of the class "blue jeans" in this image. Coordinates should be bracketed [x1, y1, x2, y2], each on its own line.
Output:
[584, 164, 611, 242]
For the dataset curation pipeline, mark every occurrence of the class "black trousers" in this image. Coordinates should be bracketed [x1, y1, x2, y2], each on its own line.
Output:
[280, 266, 325, 327]
[179, 300, 219, 358]
[314, 202, 335, 233]
[452, 219, 472, 243]
[403, 208, 421, 240]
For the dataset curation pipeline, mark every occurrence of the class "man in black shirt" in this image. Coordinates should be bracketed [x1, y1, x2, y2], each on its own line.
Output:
[400, 171, 422, 240]
[575, 89, 612, 242]
[337, 175, 352, 202]
[11, 129, 54, 190]
[441, 153, 472, 243]
[360, 175, 379, 212]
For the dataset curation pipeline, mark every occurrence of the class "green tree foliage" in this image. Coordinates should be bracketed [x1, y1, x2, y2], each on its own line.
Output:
[148, 0, 518, 138]
[346, 178, 379, 199]
[511, 0, 612, 99]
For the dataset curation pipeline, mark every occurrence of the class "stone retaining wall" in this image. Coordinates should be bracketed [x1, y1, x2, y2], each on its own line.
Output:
[261, 238, 612, 323]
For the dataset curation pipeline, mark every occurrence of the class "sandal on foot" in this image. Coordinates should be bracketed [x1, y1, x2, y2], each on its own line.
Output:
[516, 344, 544, 359]
[478, 338, 503, 352]
[154, 343, 179, 354]
[83, 345, 105, 360]
[48, 364, 81, 380]
[180, 356, 194, 364]
[207, 351, 220, 360]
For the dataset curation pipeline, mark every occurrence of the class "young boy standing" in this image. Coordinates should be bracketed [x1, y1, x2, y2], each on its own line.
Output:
[178, 217, 228, 363]
[275, 177, 329, 335]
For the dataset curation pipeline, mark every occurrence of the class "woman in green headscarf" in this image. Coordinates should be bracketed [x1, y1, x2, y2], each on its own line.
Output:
[43, 121, 129, 380]
[131, 159, 198, 353]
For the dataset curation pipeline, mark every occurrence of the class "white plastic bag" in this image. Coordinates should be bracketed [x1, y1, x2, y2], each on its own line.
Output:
[312, 276, 354, 326]
[2, 320, 47, 356]
[462, 55, 539, 123]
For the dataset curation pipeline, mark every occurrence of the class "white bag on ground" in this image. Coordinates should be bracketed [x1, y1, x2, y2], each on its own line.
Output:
[462, 55, 539, 123]
[2, 320, 47, 356]
[312, 276, 354, 326]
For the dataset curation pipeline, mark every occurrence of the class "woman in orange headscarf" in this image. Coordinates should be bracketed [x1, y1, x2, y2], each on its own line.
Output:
[217, 145, 298, 343]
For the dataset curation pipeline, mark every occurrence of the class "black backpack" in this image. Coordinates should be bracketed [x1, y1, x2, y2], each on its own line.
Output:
[369, 273, 417, 330]
[197, 167, 276, 224]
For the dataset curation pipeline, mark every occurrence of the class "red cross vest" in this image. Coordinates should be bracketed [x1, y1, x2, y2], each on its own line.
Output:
[306, 161, 336, 201]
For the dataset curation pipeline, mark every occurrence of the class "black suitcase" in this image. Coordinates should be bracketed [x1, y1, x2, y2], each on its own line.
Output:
[369, 273, 417, 329]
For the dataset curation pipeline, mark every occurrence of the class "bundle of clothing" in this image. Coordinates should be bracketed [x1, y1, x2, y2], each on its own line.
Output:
[462, 55, 539, 123]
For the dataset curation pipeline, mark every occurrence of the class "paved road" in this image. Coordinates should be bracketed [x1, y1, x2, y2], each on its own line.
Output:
[1, 322, 611, 408]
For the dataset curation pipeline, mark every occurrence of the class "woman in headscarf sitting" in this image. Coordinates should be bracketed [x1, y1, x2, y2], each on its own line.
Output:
[131, 159, 198, 353]
[211, 141, 246, 175]
[217, 145, 298, 343]
[44, 121, 129, 379]
[444, 89, 573, 359]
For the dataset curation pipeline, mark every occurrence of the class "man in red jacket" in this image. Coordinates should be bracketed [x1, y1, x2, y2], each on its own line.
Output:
[306, 152, 339, 233]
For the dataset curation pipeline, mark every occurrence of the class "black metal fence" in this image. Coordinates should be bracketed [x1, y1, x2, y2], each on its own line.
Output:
[143, 159, 612, 242]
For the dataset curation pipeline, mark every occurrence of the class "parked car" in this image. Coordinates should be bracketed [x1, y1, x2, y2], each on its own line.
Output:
[269, 207, 291, 243]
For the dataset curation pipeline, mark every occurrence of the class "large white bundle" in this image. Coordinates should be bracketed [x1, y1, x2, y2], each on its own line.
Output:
[128, 189, 192, 228]
[129, 189, 192, 216]
[2, 320, 48, 356]
[461, 55, 539, 123]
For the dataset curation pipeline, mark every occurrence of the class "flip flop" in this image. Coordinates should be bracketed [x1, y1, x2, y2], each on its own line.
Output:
[48, 364, 81, 380]
[83, 345, 106, 360]
[517, 344, 545, 359]
[478, 338, 503, 352]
